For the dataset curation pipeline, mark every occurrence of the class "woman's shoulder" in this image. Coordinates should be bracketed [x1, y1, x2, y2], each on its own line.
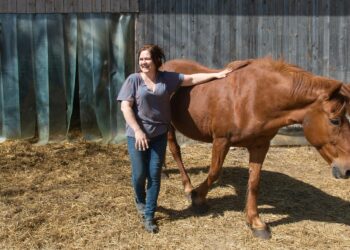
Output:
[159, 71, 183, 82]
[127, 72, 141, 80]
[158, 70, 181, 79]
[159, 70, 177, 76]
[124, 73, 142, 85]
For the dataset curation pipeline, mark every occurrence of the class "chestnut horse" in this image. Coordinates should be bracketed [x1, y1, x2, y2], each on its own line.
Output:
[161, 58, 350, 239]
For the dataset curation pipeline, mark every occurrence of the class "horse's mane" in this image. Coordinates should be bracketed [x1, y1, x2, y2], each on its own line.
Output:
[255, 57, 342, 100]
[226, 57, 348, 114]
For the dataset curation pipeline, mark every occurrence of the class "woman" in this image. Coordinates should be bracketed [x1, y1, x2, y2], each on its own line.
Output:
[117, 44, 231, 233]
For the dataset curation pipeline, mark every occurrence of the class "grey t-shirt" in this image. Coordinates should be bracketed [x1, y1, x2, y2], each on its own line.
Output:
[117, 71, 184, 138]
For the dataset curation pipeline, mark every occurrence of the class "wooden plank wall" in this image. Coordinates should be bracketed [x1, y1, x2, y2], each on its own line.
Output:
[0, 0, 139, 13]
[1, 0, 350, 81]
[136, 0, 350, 82]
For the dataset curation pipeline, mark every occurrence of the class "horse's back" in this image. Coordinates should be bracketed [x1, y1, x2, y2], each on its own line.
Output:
[161, 59, 221, 74]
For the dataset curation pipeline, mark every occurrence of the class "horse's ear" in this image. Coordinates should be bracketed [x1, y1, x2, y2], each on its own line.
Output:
[339, 84, 350, 114]
[340, 83, 350, 100]
[329, 83, 343, 100]
[319, 83, 347, 117]
[318, 81, 342, 101]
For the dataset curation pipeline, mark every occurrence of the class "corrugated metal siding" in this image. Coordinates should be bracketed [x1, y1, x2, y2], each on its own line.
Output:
[0, 0, 139, 13]
[136, 0, 350, 82]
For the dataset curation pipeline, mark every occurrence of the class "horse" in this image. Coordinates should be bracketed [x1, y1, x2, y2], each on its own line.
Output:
[160, 58, 350, 239]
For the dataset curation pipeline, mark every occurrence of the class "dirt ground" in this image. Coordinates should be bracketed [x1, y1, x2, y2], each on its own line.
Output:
[0, 139, 349, 249]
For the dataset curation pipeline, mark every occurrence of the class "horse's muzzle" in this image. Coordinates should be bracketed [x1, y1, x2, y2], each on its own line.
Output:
[332, 165, 350, 179]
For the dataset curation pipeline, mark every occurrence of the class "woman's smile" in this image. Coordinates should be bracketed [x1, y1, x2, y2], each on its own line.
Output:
[139, 50, 155, 73]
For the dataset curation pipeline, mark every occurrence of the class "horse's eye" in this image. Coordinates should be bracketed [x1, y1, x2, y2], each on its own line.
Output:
[330, 118, 341, 126]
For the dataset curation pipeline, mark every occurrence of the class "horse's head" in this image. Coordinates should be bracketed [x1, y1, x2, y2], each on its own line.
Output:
[303, 83, 350, 179]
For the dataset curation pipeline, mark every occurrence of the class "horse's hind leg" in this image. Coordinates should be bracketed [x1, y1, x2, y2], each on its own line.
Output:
[245, 143, 271, 239]
[191, 138, 230, 208]
[167, 125, 193, 195]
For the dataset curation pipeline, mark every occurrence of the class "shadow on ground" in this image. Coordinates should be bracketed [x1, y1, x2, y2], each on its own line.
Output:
[159, 166, 350, 227]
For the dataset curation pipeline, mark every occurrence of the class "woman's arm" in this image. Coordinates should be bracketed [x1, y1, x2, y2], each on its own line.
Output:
[120, 100, 149, 150]
[181, 68, 232, 87]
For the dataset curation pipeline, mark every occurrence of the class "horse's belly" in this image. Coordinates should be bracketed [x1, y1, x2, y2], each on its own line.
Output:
[170, 87, 216, 143]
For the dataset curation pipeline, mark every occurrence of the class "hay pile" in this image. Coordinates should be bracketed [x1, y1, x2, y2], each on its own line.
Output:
[0, 140, 349, 249]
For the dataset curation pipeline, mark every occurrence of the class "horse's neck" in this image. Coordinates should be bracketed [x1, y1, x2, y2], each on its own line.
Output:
[274, 75, 341, 126]
[262, 76, 323, 128]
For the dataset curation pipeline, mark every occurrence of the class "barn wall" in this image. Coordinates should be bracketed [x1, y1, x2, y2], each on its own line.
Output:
[1, 0, 350, 144]
[136, 0, 350, 82]
[0, 0, 139, 13]
[135, 0, 350, 145]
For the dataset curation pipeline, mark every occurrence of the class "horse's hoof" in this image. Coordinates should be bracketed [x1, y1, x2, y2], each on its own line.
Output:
[190, 190, 209, 214]
[250, 225, 271, 240]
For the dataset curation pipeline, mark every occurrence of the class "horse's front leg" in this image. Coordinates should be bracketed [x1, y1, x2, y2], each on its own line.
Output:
[167, 126, 193, 195]
[191, 138, 230, 211]
[246, 143, 271, 239]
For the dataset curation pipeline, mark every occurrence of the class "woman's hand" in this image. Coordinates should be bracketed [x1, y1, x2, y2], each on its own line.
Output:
[134, 129, 149, 151]
[120, 101, 149, 151]
[182, 68, 233, 86]
[215, 68, 233, 79]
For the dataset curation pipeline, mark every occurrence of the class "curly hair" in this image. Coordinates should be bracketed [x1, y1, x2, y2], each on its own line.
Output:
[138, 44, 166, 71]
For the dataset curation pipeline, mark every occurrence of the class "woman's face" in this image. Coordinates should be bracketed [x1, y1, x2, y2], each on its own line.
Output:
[139, 50, 156, 74]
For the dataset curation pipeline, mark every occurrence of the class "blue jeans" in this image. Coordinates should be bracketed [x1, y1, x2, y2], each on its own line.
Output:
[127, 133, 167, 220]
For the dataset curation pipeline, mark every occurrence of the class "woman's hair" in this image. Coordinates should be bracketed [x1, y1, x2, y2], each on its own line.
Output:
[138, 44, 166, 70]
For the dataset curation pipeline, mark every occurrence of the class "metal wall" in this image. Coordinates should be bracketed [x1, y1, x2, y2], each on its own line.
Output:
[0, 0, 139, 13]
[136, 0, 350, 82]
